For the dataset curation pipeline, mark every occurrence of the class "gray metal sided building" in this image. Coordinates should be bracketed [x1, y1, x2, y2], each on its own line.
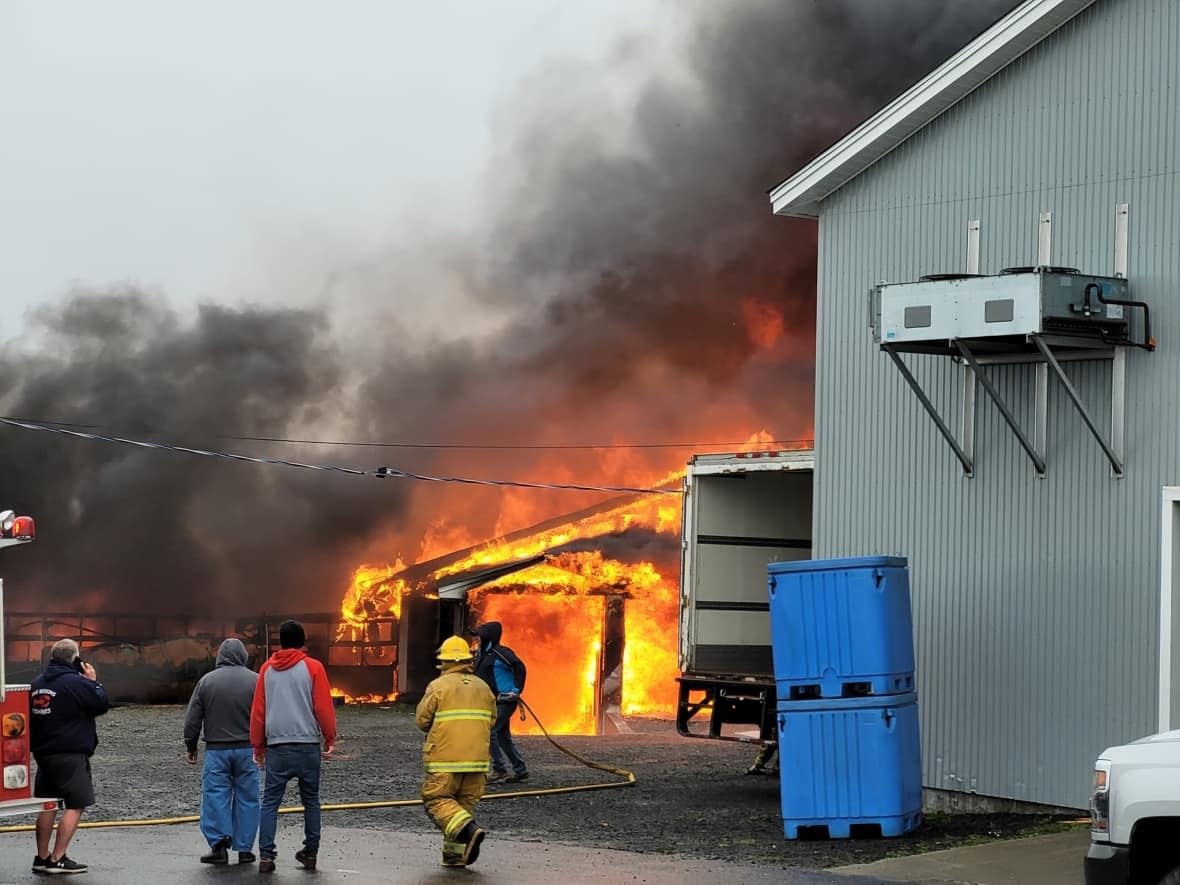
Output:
[772, 0, 1180, 809]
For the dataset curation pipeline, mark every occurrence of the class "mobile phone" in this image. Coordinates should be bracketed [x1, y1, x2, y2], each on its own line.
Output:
[74, 657, 85, 673]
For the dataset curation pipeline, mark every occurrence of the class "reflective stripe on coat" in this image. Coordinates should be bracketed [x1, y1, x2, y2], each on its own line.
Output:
[415, 665, 496, 774]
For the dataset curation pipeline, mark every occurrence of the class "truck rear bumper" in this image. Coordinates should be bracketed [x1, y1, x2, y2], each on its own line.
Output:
[1084, 841, 1129, 885]
[0, 797, 61, 818]
[675, 675, 776, 741]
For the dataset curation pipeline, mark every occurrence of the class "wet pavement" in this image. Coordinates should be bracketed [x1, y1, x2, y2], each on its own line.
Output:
[832, 828, 1089, 884]
[0, 822, 893, 884]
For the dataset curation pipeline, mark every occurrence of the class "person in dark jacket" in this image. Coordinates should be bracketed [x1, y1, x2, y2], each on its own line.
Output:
[470, 622, 528, 783]
[30, 638, 110, 875]
[184, 638, 260, 866]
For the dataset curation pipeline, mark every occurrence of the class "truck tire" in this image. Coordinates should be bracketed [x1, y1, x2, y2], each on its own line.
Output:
[1159, 867, 1180, 885]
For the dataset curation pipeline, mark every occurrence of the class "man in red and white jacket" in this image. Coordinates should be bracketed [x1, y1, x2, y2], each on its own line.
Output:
[250, 620, 337, 874]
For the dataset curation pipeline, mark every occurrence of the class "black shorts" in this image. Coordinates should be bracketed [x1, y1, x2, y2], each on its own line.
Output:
[34, 753, 95, 810]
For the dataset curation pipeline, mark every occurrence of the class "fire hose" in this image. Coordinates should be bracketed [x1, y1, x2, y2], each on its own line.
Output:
[0, 696, 635, 834]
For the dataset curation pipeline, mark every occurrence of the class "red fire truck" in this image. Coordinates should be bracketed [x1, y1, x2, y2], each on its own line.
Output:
[0, 511, 61, 818]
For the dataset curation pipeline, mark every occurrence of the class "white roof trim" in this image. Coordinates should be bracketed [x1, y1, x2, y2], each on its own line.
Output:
[770, 0, 1100, 218]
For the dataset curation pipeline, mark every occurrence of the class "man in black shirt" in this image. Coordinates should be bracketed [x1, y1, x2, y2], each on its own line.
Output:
[30, 638, 110, 875]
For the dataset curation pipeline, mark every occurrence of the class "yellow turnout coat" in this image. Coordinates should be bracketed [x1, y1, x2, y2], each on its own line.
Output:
[415, 663, 496, 774]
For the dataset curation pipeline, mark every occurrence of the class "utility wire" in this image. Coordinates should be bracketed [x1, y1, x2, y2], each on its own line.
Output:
[0, 416, 680, 495]
[5, 415, 810, 451]
[232, 435, 808, 451]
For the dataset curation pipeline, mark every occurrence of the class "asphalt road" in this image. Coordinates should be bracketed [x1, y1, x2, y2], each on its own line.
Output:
[0, 823, 895, 884]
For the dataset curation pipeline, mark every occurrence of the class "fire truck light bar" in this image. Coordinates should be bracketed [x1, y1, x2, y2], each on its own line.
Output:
[0, 512, 34, 541]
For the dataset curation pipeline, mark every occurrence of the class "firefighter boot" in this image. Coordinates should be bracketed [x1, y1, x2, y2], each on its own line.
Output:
[458, 821, 486, 866]
[441, 839, 466, 868]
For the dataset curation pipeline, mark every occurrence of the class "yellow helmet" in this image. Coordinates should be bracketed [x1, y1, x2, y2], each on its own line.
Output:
[436, 635, 474, 663]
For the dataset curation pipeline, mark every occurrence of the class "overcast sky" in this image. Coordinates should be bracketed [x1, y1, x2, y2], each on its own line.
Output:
[0, 0, 674, 337]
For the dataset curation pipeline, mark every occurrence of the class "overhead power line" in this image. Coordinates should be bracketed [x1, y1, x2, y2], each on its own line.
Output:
[0, 416, 681, 496]
[7, 416, 810, 451]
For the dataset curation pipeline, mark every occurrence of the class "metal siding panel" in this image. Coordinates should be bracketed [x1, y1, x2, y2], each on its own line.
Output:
[812, 0, 1178, 808]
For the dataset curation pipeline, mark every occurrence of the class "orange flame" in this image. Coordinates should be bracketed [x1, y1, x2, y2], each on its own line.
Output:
[331, 688, 398, 705]
[473, 589, 605, 735]
[336, 562, 407, 651]
[742, 299, 786, 350]
[335, 432, 809, 733]
[431, 490, 681, 582]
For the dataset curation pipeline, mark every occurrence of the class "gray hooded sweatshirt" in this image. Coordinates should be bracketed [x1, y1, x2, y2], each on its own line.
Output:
[184, 638, 258, 753]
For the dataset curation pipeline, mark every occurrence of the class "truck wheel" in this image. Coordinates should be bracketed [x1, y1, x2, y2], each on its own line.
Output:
[1159, 867, 1180, 885]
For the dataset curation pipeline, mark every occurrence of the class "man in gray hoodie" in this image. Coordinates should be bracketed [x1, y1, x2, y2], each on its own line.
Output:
[183, 638, 259, 865]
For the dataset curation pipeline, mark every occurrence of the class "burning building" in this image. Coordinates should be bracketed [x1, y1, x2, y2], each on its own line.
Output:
[333, 488, 684, 735]
[0, 3, 1009, 721]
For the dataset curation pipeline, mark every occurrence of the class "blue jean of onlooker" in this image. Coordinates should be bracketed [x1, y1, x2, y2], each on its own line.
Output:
[200, 747, 259, 852]
[258, 743, 321, 860]
[490, 700, 527, 777]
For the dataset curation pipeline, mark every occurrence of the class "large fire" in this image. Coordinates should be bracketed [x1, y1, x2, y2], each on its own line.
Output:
[468, 550, 677, 734]
[473, 590, 605, 735]
[334, 433, 811, 734]
[336, 489, 682, 732]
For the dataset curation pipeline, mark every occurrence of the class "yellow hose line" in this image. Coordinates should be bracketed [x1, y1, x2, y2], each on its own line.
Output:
[515, 695, 637, 784]
[0, 698, 636, 834]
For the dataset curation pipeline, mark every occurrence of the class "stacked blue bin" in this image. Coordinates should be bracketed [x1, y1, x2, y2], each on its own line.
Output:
[767, 556, 922, 839]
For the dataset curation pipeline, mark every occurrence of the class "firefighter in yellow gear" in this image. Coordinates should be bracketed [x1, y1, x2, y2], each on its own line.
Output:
[415, 635, 496, 867]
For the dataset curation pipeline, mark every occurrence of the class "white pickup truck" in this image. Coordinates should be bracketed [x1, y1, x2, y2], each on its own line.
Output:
[1087, 731, 1180, 884]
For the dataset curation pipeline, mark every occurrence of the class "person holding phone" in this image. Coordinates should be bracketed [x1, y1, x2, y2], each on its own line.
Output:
[29, 638, 110, 875]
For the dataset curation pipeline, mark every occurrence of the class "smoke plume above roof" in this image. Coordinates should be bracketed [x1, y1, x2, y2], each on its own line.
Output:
[0, 0, 1017, 612]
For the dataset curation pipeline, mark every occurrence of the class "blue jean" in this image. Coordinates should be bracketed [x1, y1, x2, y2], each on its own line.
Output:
[200, 747, 259, 852]
[490, 700, 527, 777]
[258, 743, 321, 860]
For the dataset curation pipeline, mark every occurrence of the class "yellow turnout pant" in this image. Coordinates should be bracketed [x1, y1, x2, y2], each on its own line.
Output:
[422, 771, 486, 854]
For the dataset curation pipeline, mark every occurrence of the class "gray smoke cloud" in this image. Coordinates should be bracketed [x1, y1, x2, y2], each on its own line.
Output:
[0, 1, 1017, 613]
[0, 290, 408, 613]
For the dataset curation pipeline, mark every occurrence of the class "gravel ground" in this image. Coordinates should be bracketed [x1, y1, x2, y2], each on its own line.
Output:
[81, 704, 1073, 869]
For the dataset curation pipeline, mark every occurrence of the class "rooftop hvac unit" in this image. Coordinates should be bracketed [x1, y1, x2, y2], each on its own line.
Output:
[869, 267, 1155, 480]
[872, 267, 1148, 349]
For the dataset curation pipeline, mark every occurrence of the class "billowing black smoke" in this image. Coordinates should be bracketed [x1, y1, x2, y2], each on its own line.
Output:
[0, 1, 1018, 613]
[355, 0, 1020, 520]
[0, 291, 408, 613]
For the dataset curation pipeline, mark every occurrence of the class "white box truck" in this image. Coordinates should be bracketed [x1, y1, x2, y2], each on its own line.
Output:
[676, 450, 814, 766]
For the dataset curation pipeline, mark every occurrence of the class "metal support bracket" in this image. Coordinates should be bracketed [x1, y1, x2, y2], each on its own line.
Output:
[1112, 202, 1129, 477]
[883, 344, 973, 477]
[1111, 347, 1126, 473]
[955, 340, 1047, 475]
[1032, 336, 1125, 476]
[961, 219, 981, 467]
[1033, 363, 1049, 480]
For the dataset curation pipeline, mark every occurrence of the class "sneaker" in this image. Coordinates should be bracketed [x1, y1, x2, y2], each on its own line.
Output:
[32, 855, 50, 874]
[238, 852, 256, 864]
[505, 772, 529, 783]
[259, 858, 276, 874]
[294, 849, 316, 870]
[45, 855, 88, 874]
[485, 770, 509, 784]
[200, 836, 231, 865]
